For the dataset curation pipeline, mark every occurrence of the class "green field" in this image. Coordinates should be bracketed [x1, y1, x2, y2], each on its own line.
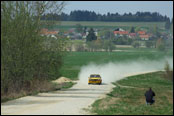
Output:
[90, 71, 173, 115]
[41, 21, 165, 30]
[60, 48, 173, 80]
[61, 21, 164, 27]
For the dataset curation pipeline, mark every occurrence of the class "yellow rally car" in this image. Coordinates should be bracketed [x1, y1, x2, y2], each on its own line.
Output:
[88, 74, 102, 85]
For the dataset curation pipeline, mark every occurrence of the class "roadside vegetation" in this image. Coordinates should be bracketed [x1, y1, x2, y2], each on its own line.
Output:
[1, 1, 67, 102]
[163, 61, 173, 81]
[1, 81, 74, 103]
[90, 71, 173, 115]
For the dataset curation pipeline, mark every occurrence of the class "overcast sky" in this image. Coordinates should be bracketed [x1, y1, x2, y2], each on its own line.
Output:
[63, 1, 173, 19]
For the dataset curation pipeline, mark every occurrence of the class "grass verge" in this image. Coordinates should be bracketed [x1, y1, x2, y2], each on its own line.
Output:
[90, 71, 173, 115]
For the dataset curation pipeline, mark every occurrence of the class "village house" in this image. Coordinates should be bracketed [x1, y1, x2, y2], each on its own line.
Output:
[82, 33, 87, 39]
[128, 33, 136, 38]
[137, 31, 146, 35]
[113, 28, 153, 41]
[139, 34, 150, 40]
[137, 30, 152, 40]
[40, 28, 59, 39]
[113, 28, 129, 37]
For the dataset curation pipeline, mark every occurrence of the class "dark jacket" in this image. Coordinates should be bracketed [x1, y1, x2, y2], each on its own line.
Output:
[145, 89, 155, 102]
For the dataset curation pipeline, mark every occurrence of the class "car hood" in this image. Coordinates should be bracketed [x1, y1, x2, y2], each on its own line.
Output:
[89, 78, 101, 79]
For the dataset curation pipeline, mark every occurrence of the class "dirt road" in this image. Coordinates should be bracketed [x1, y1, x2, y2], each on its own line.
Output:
[1, 81, 114, 115]
[1, 71, 159, 115]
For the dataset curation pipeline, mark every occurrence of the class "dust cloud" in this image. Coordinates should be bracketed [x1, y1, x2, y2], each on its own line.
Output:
[78, 57, 173, 84]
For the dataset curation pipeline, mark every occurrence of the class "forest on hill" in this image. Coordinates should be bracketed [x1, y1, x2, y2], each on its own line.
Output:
[41, 10, 171, 22]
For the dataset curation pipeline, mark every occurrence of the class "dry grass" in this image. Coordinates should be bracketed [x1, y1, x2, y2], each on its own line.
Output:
[1, 79, 73, 103]
[163, 61, 173, 81]
[163, 70, 173, 81]
[99, 97, 120, 110]
[165, 90, 173, 104]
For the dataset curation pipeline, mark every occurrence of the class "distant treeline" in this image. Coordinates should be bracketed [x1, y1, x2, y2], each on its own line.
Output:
[41, 10, 170, 22]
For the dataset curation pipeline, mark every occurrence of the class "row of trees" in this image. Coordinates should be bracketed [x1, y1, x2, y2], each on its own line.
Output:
[41, 10, 171, 22]
[70, 37, 171, 52]
[86, 40, 116, 52]
[70, 40, 116, 52]
[1, 1, 66, 96]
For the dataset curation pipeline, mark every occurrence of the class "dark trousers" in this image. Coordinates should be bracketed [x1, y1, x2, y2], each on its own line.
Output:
[146, 98, 155, 105]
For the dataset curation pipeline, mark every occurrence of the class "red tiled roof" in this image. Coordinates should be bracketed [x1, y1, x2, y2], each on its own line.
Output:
[46, 31, 58, 35]
[139, 35, 149, 38]
[114, 31, 129, 35]
[138, 31, 146, 35]
[40, 28, 58, 35]
[129, 33, 136, 36]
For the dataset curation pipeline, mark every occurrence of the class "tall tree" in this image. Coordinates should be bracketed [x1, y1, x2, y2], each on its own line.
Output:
[165, 18, 171, 30]
[171, 18, 173, 34]
[86, 28, 97, 42]
[130, 26, 135, 33]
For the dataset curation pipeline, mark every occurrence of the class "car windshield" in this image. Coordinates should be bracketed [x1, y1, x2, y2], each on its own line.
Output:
[90, 75, 101, 78]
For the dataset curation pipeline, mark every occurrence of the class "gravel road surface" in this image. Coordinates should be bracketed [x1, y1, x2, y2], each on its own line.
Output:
[1, 81, 114, 115]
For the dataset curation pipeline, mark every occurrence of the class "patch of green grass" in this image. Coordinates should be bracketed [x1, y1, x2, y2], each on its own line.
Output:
[42, 21, 165, 29]
[41, 21, 165, 31]
[91, 72, 173, 115]
[117, 71, 173, 90]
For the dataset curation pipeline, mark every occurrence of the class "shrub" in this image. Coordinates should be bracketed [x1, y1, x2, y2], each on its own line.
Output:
[132, 41, 140, 48]
[157, 44, 166, 51]
[163, 61, 173, 81]
[145, 41, 153, 48]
